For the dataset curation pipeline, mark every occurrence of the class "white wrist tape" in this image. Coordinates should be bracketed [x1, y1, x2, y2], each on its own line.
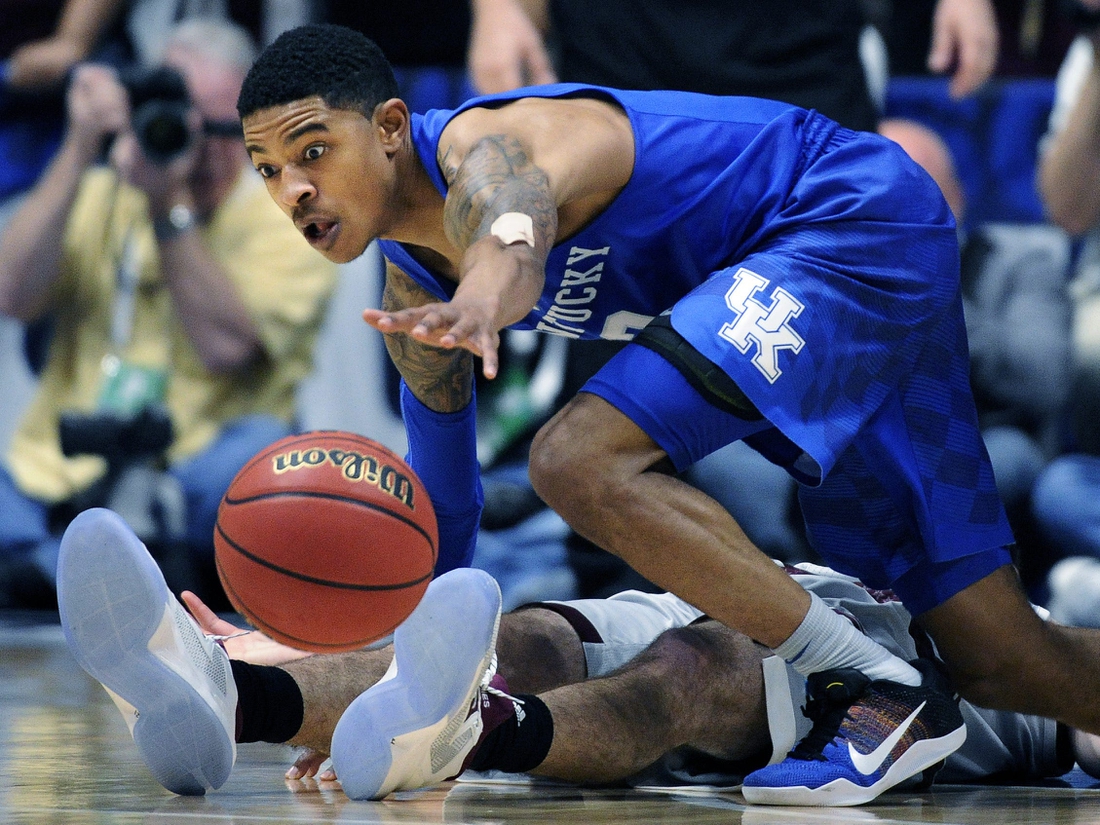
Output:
[490, 212, 535, 248]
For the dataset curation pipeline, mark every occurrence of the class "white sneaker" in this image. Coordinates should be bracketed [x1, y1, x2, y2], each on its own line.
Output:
[331, 567, 503, 800]
[57, 508, 237, 795]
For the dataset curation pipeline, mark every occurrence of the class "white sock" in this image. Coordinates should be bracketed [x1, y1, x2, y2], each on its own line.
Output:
[773, 592, 921, 686]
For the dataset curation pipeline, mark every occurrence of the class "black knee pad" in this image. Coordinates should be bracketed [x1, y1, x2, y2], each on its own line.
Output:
[633, 314, 762, 421]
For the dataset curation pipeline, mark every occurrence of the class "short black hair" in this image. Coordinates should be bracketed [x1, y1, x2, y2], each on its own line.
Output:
[237, 23, 399, 120]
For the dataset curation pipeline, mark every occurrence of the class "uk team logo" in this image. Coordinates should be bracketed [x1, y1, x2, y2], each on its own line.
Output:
[718, 267, 805, 383]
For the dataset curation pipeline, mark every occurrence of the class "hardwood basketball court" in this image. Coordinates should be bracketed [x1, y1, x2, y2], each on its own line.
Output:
[4, 611, 1100, 825]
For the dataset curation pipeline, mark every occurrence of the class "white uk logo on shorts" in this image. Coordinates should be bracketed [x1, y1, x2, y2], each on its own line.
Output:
[718, 267, 805, 383]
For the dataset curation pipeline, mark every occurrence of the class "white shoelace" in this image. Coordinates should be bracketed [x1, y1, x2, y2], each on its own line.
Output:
[479, 654, 525, 707]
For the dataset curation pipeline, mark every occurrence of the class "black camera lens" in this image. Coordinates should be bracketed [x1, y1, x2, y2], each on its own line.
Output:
[120, 65, 193, 165]
[131, 99, 192, 164]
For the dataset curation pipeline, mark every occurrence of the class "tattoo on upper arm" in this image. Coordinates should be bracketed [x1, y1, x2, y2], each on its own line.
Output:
[381, 261, 474, 412]
[438, 134, 556, 255]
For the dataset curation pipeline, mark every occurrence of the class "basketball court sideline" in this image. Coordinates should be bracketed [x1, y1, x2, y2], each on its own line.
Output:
[4, 610, 1100, 825]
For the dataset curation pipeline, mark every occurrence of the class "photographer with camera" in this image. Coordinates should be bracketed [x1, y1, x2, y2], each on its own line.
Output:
[0, 17, 337, 610]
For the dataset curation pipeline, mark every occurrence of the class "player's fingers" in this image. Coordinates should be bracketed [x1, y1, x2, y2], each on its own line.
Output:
[181, 590, 238, 636]
[286, 749, 329, 779]
[362, 306, 427, 333]
[473, 330, 500, 379]
[410, 309, 451, 338]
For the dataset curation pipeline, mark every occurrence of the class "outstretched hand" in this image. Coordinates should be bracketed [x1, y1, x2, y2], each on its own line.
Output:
[363, 299, 503, 379]
[180, 590, 313, 666]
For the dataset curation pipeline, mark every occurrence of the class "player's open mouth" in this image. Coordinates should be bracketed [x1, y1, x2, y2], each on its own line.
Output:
[302, 220, 338, 249]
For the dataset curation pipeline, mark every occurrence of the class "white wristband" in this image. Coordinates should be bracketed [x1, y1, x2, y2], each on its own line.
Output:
[490, 212, 535, 248]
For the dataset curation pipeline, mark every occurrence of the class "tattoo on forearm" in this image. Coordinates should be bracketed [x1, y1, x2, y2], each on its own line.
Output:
[438, 134, 556, 255]
[381, 263, 474, 412]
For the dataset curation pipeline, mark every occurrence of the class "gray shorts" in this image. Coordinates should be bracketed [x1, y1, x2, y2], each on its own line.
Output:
[538, 562, 1066, 787]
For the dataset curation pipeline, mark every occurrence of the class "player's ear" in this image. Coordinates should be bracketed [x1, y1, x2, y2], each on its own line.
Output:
[375, 98, 409, 153]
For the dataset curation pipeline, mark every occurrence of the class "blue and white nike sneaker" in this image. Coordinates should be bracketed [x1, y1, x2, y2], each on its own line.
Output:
[742, 659, 966, 806]
[57, 508, 238, 795]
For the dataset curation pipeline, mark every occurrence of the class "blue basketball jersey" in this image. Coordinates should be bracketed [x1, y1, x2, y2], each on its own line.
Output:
[379, 84, 960, 481]
[382, 84, 851, 339]
[380, 84, 1014, 599]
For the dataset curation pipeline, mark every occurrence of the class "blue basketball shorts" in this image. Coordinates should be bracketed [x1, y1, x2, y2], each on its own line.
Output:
[582, 326, 1012, 616]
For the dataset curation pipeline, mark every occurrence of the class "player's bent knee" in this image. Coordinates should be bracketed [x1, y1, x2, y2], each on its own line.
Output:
[640, 622, 769, 759]
[921, 566, 1061, 713]
[640, 622, 753, 688]
[497, 607, 586, 694]
[529, 414, 610, 511]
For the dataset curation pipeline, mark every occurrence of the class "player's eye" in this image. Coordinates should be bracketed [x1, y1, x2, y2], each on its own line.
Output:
[304, 144, 325, 161]
[255, 164, 276, 179]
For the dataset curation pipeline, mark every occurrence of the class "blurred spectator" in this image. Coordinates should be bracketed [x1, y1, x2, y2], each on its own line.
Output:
[1029, 2, 1100, 624]
[880, 117, 1073, 598]
[0, 0, 128, 209]
[886, 0, 1077, 81]
[0, 17, 338, 610]
[1038, 2, 1100, 452]
[469, 0, 1001, 119]
[123, 0, 314, 67]
[0, 0, 133, 483]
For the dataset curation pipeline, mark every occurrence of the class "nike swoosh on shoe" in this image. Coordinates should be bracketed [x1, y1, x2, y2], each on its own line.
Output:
[847, 700, 926, 776]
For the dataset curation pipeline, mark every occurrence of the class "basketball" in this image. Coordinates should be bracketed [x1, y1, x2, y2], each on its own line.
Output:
[213, 431, 438, 652]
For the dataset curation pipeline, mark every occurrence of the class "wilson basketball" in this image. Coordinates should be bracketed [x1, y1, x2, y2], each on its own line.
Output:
[214, 431, 437, 652]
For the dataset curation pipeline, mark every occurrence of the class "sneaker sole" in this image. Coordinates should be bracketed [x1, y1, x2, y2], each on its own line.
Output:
[57, 508, 234, 795]
[331, 568, 502, 800]
[741, 724, 966, 806]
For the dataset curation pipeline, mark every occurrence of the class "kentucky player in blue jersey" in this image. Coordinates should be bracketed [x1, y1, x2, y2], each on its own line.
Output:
[189, 23, 1100, 805]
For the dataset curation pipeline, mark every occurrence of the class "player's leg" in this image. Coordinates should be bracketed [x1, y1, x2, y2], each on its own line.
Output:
[495, 605, 586, 694]
[526, 620, 772, 783]
[56, 506, 370, 791]
[57, 505, 412, 790]
[329, 567, 506, 800]
[742, 557, 971, 805]
[236, 605, 584, 765]
[791, 292, 1100, 737]
[919, 564, 1100, 736]
[58, 508, 238, 795]
[529, 348, 811, 651]
[331, 588, 774, 786]
[530, 327, 928, 686]
[529, 325, 966, 805]
[500, 587, 707, 694]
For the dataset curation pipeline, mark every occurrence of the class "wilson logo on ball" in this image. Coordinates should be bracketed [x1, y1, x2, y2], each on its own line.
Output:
[272, 447, 417, 509]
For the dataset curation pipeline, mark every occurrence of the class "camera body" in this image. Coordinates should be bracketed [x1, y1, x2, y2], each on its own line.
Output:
[119, 66, 193, 164]
[59, 405, 174, 462]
